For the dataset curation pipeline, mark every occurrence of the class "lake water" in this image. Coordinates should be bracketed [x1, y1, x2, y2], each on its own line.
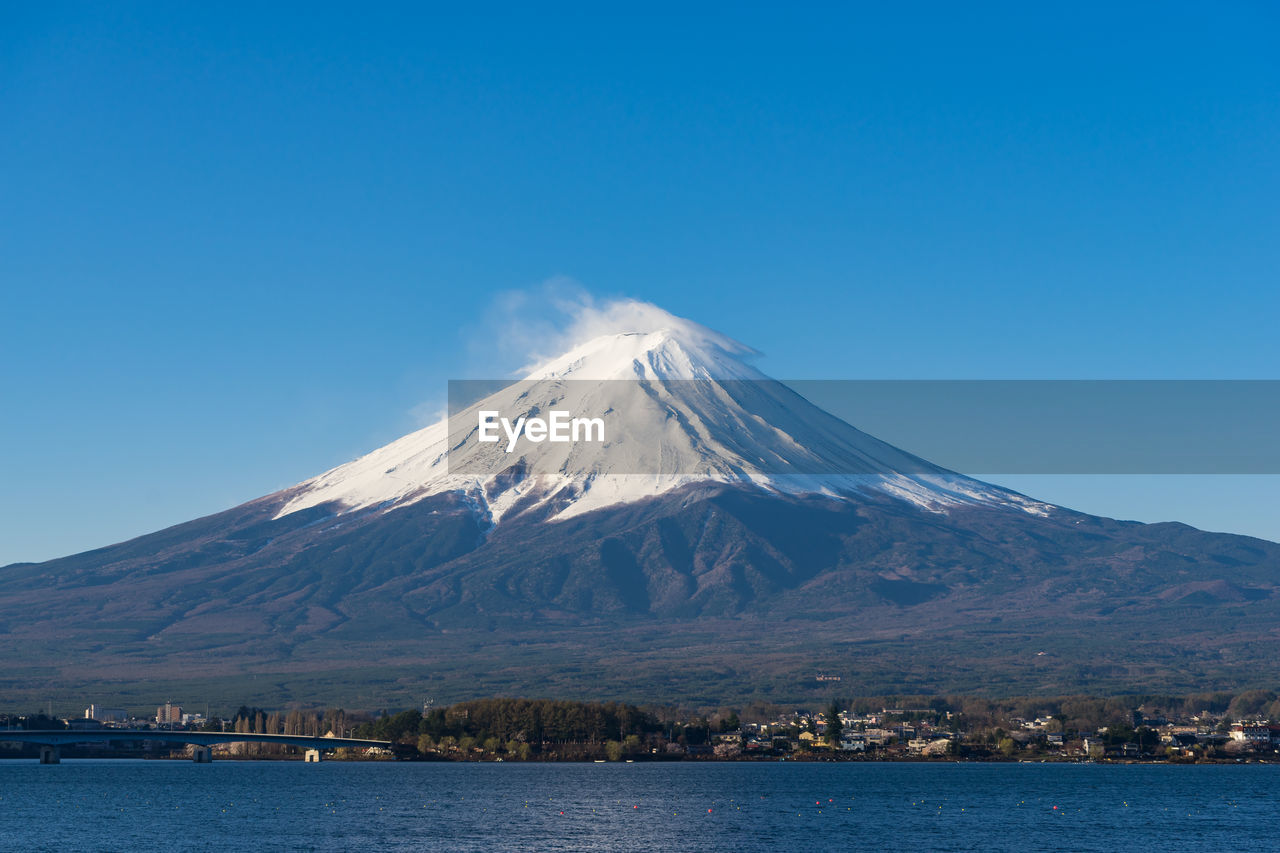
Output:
[1, 760, 1276, 851]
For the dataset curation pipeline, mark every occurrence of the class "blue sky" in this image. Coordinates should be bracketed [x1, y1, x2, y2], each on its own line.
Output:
[2, 2, 1278, 563]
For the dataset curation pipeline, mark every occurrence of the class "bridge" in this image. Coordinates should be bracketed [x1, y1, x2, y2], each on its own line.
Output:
[0, 729, 394, 764]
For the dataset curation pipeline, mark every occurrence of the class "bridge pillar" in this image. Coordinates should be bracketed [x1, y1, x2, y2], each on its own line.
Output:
[304, 749, 322, 762]
[39, 745, 60, 765]
[191, 746, 212, 763]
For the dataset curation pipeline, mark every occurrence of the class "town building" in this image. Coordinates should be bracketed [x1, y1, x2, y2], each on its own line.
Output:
[156, 702, 184, 725]
[1229, 723, 1280, 744]
[84, 705, 128, 723]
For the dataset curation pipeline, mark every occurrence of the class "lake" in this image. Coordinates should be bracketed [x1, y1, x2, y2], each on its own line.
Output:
[1, 760, 1276, 851]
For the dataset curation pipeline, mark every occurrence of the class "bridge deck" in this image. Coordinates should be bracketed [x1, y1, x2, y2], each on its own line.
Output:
[0, 729, 392, 750]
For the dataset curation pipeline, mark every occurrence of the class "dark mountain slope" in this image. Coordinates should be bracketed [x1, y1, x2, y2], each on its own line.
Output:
[3, 482, 1278, 707]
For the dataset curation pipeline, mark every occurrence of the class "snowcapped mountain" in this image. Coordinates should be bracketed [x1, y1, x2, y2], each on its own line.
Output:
[277, 309, 1051, 525]
[3, 301, 1279, 708]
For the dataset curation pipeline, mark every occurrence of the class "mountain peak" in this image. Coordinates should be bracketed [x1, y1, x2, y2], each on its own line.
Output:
[275, 304, 1052, 524]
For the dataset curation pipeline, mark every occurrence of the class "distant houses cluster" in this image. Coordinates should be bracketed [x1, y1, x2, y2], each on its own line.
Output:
[671, 705, 1280, 761]
[76, 701, 205, 729]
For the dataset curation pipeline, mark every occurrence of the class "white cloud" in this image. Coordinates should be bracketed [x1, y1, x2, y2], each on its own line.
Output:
[463, 277, 755, 377]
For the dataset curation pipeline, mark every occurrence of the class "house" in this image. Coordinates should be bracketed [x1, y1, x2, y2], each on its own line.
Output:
[920, 738, 952, 756]
[839, 735, 866, 752]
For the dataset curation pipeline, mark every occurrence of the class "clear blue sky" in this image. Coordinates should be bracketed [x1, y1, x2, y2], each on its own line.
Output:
[2, 2, 1277, 564]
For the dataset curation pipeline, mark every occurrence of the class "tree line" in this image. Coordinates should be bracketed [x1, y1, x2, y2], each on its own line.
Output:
[352, 698, 662, 760]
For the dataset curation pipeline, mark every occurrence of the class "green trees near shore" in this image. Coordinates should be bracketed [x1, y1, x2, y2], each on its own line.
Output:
[354, 698, 660, 760]
[823, 701, 843, 746]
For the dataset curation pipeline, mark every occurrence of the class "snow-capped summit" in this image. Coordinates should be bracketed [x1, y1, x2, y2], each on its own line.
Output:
[276, 301, 1052, 524]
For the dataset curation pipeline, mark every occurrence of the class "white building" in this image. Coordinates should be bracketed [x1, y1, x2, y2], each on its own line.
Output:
[1229, 724, 1278, 744]
[84, 705, 128, 723]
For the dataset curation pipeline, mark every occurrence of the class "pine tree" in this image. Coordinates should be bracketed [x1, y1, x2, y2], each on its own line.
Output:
[824, 701, 843, 746]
